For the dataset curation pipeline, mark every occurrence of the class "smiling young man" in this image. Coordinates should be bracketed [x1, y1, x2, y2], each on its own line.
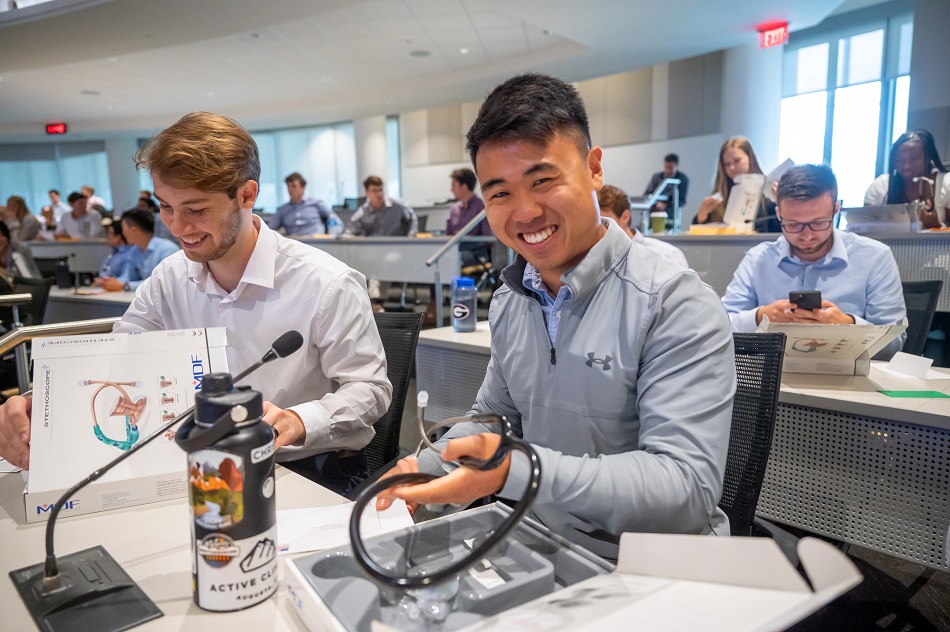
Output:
[377, 74, 736, 559]
[721, 163, 906, 358]
[0, 112, 392, 494]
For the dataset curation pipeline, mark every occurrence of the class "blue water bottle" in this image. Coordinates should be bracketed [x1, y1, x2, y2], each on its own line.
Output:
[451, 276, 477, 332]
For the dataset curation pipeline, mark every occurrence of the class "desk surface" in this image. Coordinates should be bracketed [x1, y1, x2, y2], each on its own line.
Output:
[0, 468, 344, 631]
[48, 286, 136, 304]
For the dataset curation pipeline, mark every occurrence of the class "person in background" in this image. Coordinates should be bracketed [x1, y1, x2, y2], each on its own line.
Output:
[80, 185, 107, 212]
[721, 164, 906, 358]
[55, 192, 104, 239]
[3, 196, 41, 242]
[136, 195, 174, 241]
[95, 209, 179, 292]
[376, 73, 734, 559]
[644, 153, 689, 219]
[0, 221, 40, 282]
[139, 189, 154, 202]
[39, 206, 56, 232]
[347, 175, 418, 310]
[864, 129, 949, 228]
[95, 217, 139, 283]
[48, 189, 70, 221]
[598, 184, 688, 268]
[693, 136, 779, 233]
[445, 168, 490, 236]
[268, 172, 344, 236]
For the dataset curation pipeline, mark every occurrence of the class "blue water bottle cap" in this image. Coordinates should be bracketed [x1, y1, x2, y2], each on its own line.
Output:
[452, 276, 475, 288]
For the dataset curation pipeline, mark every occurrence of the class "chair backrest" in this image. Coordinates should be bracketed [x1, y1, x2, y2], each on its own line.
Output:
[901, 280, 943, 356]
[33, 256, 68, 280]
[364, 311, 424, 475]
[416, 214, 428, 233]
[721, 332, 786, 536]
[12, 276, 55, 326]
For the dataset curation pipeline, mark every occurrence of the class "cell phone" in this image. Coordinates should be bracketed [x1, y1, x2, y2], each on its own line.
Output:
[789, 290, 821, 311]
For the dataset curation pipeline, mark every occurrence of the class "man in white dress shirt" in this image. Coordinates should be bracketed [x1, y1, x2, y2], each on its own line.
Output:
[0, 112, 392, 494]
[597, 184, 688, 267]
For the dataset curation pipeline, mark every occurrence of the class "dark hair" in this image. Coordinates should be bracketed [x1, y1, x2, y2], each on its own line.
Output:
[284, 172, 307, 187]
[120, 208, 156, 234]
[67, 191, 86, 204]
[664, 153, 679, 164]
[141, 197, 158, 211]
[49, 189, 60, 195]
[466, 73, 591, 165]
[450, 168, 477, 191]
[596, 184, 630, 217]
[103, 216, 125, 240]
[776, 164, 838, 207]
[885, 129, 947, 205]
[363, 175, 383, 189]
[0, 221, 10, 242]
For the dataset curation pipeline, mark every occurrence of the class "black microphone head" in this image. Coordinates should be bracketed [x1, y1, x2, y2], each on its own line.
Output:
[272, 330, 303, 358]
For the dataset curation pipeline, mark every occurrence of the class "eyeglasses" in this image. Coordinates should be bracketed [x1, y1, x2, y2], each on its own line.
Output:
[780, 218, 833, 233]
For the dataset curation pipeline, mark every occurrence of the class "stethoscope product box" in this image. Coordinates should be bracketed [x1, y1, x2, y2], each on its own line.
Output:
[22, 327, 229, 524]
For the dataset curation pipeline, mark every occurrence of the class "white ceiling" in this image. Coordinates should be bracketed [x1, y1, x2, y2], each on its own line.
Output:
[0, 0, 847, 143]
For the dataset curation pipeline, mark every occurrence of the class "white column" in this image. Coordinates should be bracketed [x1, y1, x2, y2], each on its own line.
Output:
[720, 42, 784, 168]
[353, 115, 389, 192]
[104, 135, 141, 213]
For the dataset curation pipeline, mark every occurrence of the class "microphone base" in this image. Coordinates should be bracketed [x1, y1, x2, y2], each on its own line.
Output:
[9, 545, 162, 632]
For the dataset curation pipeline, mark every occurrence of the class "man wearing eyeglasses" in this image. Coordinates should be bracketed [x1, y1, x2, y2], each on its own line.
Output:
[721, 163, 906, 358]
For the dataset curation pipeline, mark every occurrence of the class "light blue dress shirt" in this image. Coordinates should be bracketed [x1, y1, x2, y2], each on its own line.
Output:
[721, 229, 906, 357]
[126, 237, 180, 290]
[268, 198, 343, 236]
[99, 244, 138, 280]
[522, 262, 573, 346]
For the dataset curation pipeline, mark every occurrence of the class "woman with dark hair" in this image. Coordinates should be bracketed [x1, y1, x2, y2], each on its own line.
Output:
[0, 220, 41, 286]
[693, 136, 780, 232]
[865, 129, 949, 228]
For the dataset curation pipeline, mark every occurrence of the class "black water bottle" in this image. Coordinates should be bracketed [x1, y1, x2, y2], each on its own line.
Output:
[175, 373, 278, 611]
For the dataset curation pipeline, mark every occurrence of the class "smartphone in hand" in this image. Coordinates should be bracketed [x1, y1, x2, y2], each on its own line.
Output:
[789, 290, 821, 311]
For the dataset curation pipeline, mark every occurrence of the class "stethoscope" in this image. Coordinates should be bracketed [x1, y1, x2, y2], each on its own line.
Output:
[83, 380, 146, 451]
[348, 392, 541, 589]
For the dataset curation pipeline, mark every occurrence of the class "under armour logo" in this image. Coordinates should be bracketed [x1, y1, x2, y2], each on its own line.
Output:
[585, 353, 613, 370]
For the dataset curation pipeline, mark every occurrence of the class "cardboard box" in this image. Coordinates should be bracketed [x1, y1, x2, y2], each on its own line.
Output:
[758, 321, 906, 376]
[23, 327, 229, 523]
[283, 508, 860, 632]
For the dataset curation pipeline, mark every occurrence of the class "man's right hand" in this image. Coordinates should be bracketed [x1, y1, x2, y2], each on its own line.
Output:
[755, 299, 798, 325]
[0, 395, 32, 470]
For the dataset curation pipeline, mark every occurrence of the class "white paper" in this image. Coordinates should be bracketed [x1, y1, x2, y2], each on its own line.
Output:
[0, 457, 21, 473]
[723, 174, 765, 228]
[276, 499, 414, 554]
[881, 351, 934, 379]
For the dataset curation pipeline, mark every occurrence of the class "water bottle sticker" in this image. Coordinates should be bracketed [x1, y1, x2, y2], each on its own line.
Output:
[188, 449, 245, 530]
[250, 441, 274, 464]
[261, 476, 275, 499]
[195, 527, 279, 610]
[197, 533, 240, 568]
[452, 303, 471, 320]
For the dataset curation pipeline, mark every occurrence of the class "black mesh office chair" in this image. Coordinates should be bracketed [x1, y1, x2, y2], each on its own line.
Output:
[32, 256, 68, 280]
[721, 332, 786, 537]
[901, 280, 943, 356]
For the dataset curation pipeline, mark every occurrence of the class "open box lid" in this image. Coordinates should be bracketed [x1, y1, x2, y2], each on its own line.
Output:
[452, 534, 861, 632]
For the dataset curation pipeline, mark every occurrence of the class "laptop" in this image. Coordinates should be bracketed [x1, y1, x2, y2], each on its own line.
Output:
[841, 204, 920, 235]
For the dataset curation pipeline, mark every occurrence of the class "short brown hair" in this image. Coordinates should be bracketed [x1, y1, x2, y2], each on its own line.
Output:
[284, 172, 306, 187]
[596, 184, 629, 218]
[135, 112, 260, 199]
[450, 168, 477, 191]
[363, 175, 383, 190]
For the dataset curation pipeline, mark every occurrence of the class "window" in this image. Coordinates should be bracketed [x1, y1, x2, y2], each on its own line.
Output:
[385, 116, 401, 199]
[779, 13, 913, 207]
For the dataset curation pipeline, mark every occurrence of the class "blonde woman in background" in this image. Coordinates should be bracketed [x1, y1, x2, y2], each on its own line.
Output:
[3, 196, 41, 242]
[693, 136, 779, 232]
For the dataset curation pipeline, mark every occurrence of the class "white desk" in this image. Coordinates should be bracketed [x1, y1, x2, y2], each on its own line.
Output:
[0, 467, 345, 630]
[415, 324, 950, 570]
[45, 287, 134, 323]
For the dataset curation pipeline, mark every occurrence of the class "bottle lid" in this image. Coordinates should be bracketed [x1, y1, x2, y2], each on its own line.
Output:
[452, 276, 475, 288]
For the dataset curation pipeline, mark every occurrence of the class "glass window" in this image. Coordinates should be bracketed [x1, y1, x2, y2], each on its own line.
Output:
[891, 75, 910, 144]
[830, 82, 882, 206]
[783, 43, 829, 96]
[385, 115, 401, 199]
[836, 30, 884, 87]
[897, 22, 913, 76]
[779, 92, 828, 165]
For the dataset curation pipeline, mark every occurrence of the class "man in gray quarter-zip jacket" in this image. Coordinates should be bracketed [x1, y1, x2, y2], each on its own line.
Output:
[377, 73, 735, 560]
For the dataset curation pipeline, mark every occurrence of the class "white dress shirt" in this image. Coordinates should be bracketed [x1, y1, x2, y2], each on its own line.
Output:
[631, 229, 689, 268]
[115, 216, 393, 460]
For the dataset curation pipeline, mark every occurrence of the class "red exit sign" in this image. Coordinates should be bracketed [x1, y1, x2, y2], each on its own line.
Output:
[46, 123, 67, 135]
[758, 22, 789, 49]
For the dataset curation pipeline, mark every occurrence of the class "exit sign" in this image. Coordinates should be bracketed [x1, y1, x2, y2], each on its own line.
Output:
[758, 22, 789, 49]
[46, 123, 67, 135]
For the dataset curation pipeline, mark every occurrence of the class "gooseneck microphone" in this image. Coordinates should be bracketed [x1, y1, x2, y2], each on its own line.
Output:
[10, 330, 303, 631]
